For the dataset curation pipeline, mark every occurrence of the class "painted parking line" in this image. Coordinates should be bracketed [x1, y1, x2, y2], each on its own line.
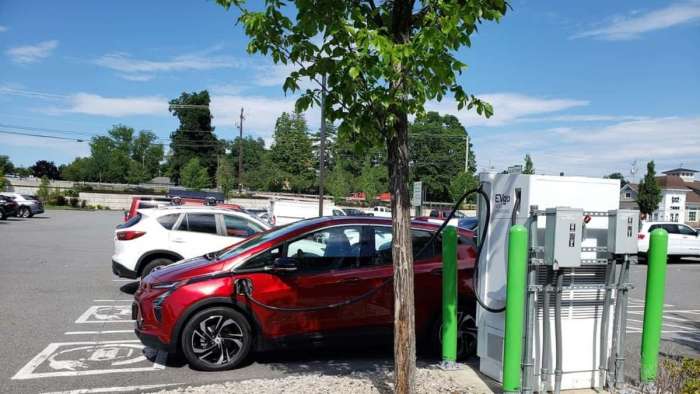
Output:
[627, 318, 699, 332]
[64, 330, 134, 335]
[41, 383, 182, 394]
[111, 279, 134, 282]
[12, 340, 165, 380]
[75, 305, 134, 324]
[92, 299, 133, 303]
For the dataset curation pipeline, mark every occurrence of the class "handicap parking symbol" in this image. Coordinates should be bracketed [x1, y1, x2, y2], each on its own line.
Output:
[12, 340, 165, 379]
[75, 305, 134, 324]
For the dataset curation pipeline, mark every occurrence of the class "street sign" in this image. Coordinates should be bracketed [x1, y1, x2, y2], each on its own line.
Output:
[411, 181, 422, 207]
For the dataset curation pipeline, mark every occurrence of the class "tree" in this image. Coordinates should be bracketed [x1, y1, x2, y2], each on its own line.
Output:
[37, 176, 50, 202]
[216, 156, 236, 197]
[410, 112, 475, 201]
[168, 91, 222, 184]
[0, 168, 6, 191]
[216, 1, 506, 391]
[89, 136, 114, 183]
[60, 157, 93, 181]
[228, 136, 267, 189]
[0, 155, 14, 175]
[523, 154, 534, 174]
[637, 161, 662, 217]
[605, 172, 628, 186]
[326, 165, 352, 201]
[180, 158, 210, 190]
[449, 171, 478, 204]
[269, 112, 316, 193]
[127, 160, 148, 184]
[132, 130, 164, 180]
[30, 160, 60, 179]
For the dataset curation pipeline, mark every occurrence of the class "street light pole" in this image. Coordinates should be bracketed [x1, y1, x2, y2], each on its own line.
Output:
[318, 74, 327, 217]
[465, 133, 469, 173]
[238, 107, 244, 194]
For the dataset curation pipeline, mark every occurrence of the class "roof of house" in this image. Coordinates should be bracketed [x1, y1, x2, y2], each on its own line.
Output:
[625, 175, 700, 205]
[663, 168, 698, 174]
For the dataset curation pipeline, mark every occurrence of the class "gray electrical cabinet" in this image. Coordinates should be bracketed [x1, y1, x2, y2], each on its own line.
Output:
[544, 207, 583, 268]
[608, 209, 640, 254]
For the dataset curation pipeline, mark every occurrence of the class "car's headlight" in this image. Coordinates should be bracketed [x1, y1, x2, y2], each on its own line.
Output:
[151, 281, 184, 321]
[151, 281, 181, 290]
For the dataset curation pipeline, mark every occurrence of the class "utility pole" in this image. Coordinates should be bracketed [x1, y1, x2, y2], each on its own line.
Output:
[318, 74, 327, 217]
[238, 107, 244, 194]
[465, 133, 469, 173]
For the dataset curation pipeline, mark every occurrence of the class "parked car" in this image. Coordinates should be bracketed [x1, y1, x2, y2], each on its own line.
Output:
[125, 196, 243, 221]
[0, 192, 44, 218]
[332, 207, 373, 216]
[638, 222, 700, 261]
[370, 206, 391, 217]
[133, 216, 478, 371]
[0, 195, 19, 219]
[416, 209, 466, 227]
[112, 206, 270, 279]
[458, 216, 479, 231]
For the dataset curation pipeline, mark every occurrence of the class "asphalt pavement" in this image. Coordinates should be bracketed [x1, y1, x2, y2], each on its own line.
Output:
[0, 210, 698, 393]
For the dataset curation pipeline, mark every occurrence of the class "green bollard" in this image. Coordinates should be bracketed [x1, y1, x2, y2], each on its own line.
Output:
[640, 228, 669, 383]
[502, 224, 529, 393]
[442, 225, 458, 363]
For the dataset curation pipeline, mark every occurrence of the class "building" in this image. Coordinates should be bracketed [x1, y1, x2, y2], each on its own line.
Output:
[620, 168, 700, 227]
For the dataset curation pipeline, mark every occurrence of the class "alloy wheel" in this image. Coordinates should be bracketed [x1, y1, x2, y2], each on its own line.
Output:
[190, 315, 245, 366]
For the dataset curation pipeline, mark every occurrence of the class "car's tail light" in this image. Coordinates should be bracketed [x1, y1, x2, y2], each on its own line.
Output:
[117, 231, 146, 241]
[638, 233, 645, 240]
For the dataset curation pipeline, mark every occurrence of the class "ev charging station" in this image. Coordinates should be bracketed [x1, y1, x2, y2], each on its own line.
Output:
[473, 172, 642, 392]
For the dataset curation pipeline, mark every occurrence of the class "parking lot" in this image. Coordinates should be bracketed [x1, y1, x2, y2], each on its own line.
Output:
[0, 210, 698, 393]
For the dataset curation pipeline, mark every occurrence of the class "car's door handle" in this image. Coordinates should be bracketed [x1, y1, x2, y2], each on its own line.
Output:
[172, 238, 186, 243]
[431, 268, 442, 276]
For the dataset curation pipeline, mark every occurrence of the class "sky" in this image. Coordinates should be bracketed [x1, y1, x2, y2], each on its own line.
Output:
[1, 0, 699, 180]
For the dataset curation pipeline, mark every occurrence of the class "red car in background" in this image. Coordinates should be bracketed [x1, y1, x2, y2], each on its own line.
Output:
[134, 216, 477, 371]
[125, 196, 241, 221]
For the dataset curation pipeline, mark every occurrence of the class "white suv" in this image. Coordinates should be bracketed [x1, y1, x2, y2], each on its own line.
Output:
[0, 192, 44, 218]
[638, 221, 700, 260]
[112, 206, 270, 279]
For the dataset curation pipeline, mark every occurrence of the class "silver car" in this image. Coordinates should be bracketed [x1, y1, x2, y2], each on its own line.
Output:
[0, 193, 44, 218]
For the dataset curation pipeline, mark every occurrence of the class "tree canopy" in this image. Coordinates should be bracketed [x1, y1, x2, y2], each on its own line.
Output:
[523, 154, 534, 174]
[637, 161, 662, 216]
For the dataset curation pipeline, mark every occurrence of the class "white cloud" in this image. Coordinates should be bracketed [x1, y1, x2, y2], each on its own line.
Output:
[117, 73, 154, 82]
[472, 116, 700, 176]
[6, 40, 59, 64]
[573, 2, 700, 40]
[0, 25, 8, 32]
[64, 93, 169, 117]
[427, 93, 588, 127]
[520, 114, 647, 123]
[94, 48, 241, 80]
[209, 83, 245, 96]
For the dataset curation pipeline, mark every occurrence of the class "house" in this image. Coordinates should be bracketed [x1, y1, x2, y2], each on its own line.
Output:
[620, 168, 700, 227]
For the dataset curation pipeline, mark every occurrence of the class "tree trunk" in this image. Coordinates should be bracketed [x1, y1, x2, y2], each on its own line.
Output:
[388, 111, 416, 394]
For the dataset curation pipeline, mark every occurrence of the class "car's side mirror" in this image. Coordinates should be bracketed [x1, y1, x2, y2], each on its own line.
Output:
[267, 257, 298, 273]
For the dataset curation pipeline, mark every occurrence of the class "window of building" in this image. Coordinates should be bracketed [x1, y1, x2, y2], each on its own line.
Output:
[671, 196, 680, 203]
[689, 211, 697, 222]
[625, 192, 631, 199]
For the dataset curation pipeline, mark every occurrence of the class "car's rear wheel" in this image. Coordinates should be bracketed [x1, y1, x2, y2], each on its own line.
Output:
[181, 307, 252, 371]
[140, 257, 173, 278]
[0, 210, 6, 220]
[431, 306, 478, 360]
[19, 207, 31, 218]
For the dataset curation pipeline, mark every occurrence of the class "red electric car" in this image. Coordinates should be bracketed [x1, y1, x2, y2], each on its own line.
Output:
[134, 216, 478, 371]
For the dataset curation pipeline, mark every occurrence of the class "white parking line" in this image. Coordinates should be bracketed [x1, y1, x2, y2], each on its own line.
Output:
[93, 299, 133, 302]
[41, 383, 182, 394]
[64, 330, 133, 335]
[75, 305, 134, 324]
[627, 318, 698, 331]
[111, 279, 133, 282]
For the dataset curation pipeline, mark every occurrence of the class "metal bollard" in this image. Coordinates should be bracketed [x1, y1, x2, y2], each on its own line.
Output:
[502, 224, 529, 393]
[441, 225, 458, 364]
[640, 228, 668, 383]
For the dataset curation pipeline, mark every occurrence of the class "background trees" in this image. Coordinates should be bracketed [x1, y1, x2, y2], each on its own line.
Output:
[168, 91, 222, 185]
[637, 161, 662, 217]
[269, 112, 315, 193]
[180, 158, 211, 190]
[30, 160, 60, 179]
[523, 154, 535, 174]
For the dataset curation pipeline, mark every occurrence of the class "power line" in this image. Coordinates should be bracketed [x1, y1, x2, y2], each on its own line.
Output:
[0, 129, 86, 142]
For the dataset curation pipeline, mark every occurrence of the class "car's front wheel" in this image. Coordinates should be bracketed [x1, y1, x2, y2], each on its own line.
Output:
[432, 307, 478, 360]
[181, 307, 252, 371]
[140, 258, 173, 278]
[19, 207, 31, 218]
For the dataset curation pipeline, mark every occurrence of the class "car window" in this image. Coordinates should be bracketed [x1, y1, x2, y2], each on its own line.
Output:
[677, 225, 697, 236]
[286, 226, 362, 272]
[429, 210, 439, 218]
[332, 209, 344, 216]
[240, 246, 282, 270]
[157, 214, 180, 230]
[138, 201, 160, 209]
[223, 215, 264, 238]
[662, 224, 680, 234]
[367, 226, 440, 265]
[182, 213, 218, 234]
[648, 224, 664, 233]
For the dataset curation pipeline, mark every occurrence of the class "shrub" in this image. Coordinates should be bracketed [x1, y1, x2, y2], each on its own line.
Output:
[55, 195, 67, 206]
[651, 356, 700, 394]
[80, 200, 87, 209]
[96, 204, 103, 210]
[69, 197, 79, 207]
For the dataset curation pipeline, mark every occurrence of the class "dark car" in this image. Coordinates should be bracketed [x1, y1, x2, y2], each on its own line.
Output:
[0, 192, 44, 218]
[134, 216, 478, 371]
[458, 217, 479, 231]
[0, 195, 19, 219]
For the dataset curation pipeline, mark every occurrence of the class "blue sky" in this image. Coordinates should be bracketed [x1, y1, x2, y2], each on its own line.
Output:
[1, 0, 699, 179]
